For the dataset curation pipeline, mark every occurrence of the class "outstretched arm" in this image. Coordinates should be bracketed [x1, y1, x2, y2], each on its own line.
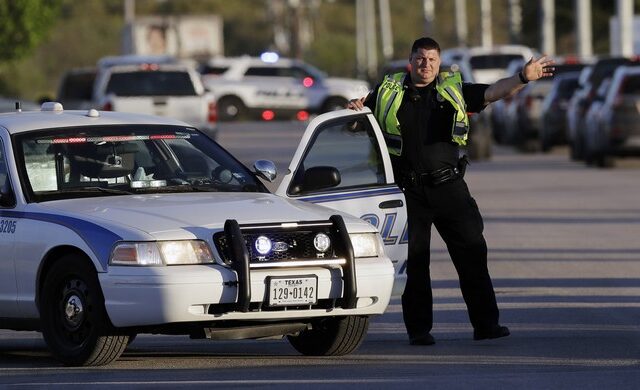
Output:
[484, 56, 555, 104]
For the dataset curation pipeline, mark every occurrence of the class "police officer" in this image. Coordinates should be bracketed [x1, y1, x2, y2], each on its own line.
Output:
[348, 37, 553, 345]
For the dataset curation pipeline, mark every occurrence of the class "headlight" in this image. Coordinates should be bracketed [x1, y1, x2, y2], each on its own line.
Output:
[349, 233, 380, 258]
[110, 240, 213, 266]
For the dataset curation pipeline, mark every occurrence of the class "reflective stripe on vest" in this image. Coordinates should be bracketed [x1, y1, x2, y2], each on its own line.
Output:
[435, 71, 470, 146]
[374, 73, 405, 156]
[375, 71, 470, 155]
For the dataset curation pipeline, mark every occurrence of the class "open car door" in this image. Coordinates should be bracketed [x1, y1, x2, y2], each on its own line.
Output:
[276, 109, 407, 295]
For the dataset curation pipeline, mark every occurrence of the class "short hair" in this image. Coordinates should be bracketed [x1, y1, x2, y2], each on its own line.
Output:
[410, 37, 441, 56]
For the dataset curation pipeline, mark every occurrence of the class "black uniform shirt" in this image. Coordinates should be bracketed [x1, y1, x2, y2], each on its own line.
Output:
[365, 74, 489, 173]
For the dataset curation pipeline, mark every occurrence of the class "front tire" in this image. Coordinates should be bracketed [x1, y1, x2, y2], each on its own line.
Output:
[40, 255, 128, 366]
[321, 97, 348, 113]
[288, 315, 369, 356]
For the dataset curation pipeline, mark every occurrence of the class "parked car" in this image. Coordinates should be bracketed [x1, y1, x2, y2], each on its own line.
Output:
[490, 58, 525, 144]
[442, 45, 538, 84]
[567, 57, 637, 160]
[584, 66, 640, 167]
[55, 67, 97, 110]
[540, 71, 582, 151]
[503, 63, 586, 152]
[93, 61, 218, 139]
[0, 103, 407, 366]
[200, 55, 369, 121]
[0, 97, 39, 113]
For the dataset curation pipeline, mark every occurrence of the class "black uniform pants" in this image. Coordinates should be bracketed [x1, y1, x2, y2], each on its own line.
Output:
[401, 178, 500, 338]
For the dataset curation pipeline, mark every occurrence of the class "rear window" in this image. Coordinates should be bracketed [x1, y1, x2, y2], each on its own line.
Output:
[200, 65, 229, 76]
[244, 66, 310, 78]
[621, 75, 640, 94]
[469, 54, 523, 69]
[106, 71, 196, 96]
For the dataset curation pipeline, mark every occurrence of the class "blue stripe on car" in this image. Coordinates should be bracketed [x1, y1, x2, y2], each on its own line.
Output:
[0, 210, 121, 268]
[298, 186, 402, 204]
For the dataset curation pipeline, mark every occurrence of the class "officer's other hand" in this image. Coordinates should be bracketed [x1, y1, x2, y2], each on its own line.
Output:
[523, 55, 555, 82]
[347, 97, 365, 111]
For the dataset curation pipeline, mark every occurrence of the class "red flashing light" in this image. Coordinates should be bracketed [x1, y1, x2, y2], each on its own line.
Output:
[140, 63, 160, 71]
[262, 110, 275, 121]
[296, 111, 309, 121]
[207, 101, 218, 124]
[302, 77, 314, 88]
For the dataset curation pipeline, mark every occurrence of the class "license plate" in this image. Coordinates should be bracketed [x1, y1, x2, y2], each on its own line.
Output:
[268, 276, 317, 306]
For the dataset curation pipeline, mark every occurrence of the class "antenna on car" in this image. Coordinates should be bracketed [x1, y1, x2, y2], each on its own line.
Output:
[15, 102, 21, 112]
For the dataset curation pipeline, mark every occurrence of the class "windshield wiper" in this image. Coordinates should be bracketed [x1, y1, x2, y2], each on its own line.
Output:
[60, 186, 134, 195]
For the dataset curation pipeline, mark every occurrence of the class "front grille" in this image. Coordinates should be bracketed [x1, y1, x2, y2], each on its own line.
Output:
[213, 221, 343, 267]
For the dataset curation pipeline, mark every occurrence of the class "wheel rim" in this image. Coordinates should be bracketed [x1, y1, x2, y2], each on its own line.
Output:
[224, 104, 239, 117]
[55, 278, 93, 346]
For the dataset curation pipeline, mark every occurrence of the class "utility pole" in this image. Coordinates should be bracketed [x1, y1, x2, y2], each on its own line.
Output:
[480, 0, 492, 48]
[541, 0, 555, 56]
[455, 0, 467, 47]
[575, 0, 593, 58]
[423, 0, 435, 37]
[124, 0, 135, 24]
[617, 0, 634, 56]
[379, 0, 394, 62]
[508, 0, 522, 44]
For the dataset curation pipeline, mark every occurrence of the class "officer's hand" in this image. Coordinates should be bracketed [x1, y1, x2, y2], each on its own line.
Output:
[346, 97, 366, 111]
[523, 55, 555, 82]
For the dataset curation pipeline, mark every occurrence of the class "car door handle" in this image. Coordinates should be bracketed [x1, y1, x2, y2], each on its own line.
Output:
[379, 199, 403, 209]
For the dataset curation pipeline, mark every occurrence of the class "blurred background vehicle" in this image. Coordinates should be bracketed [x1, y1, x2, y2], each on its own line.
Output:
[566, 57, 639, 160]
[584, 66, 640, 167]
[539, 71, 582, 152]
[503, 62, 586, 152]
[55, 67, 97, 110]
[490, 58, 525, 144]
[442, 45, 537, 84]
[200, 55, 369, 122]
[93, 60, 218, 139]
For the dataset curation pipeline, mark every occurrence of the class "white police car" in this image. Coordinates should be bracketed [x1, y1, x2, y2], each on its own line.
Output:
[0, 102, 407, 366]
[200, 54, 370, 121]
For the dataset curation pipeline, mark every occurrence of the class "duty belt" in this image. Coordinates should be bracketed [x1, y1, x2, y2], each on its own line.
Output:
[403, 166, 461, 188]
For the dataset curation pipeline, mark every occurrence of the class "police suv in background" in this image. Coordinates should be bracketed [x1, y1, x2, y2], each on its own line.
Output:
[0, 102, 407, 366]
[200, 53, 370, 121]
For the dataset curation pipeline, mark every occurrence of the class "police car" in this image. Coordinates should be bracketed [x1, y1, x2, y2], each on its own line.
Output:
[200, 54, 370, 121]
[0, 102, 407, 366]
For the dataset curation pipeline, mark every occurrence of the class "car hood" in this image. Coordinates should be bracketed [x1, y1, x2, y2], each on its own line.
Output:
[36, 192, 373, 240]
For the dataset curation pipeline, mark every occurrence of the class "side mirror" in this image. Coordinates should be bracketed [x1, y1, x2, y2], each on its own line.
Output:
[253, 159, 277, 182]
[290, 166, 341, 194]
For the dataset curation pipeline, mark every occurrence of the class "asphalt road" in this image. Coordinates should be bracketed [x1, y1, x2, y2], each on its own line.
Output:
[1, 121, 640, 389]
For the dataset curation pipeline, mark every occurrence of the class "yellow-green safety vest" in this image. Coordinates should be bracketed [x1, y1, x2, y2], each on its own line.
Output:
[373, 71, 470, 156]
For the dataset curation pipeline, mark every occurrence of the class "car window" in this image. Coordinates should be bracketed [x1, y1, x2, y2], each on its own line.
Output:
[290, 117, 385, 194]
[0, 140, 9, 191]
[16, 125, 267, 202]
[469, 54, 523, 69]
[621, 75, 640, 95]
[200, 65, 229, 76]
[244, 67, 281, 77]
[106, 71, 196, 96]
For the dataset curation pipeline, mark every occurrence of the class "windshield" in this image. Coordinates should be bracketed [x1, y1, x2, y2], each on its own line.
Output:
[469, 54, 524, 70]
[15, 125, 267, 202]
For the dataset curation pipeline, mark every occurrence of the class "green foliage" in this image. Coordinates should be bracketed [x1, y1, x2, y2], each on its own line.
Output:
[0, 0, 62, 61]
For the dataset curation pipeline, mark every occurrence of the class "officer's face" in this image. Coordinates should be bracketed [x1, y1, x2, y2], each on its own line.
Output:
[409, 48, 440, 87]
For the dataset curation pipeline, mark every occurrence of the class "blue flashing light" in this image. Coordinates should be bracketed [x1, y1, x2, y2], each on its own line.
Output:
[261, 52, 279, 63]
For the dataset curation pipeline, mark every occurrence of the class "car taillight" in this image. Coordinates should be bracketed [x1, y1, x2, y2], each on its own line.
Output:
[207, 101, 217, 124]
[102, 101, 113, 111]
[302, 77, 314, 88]
[262, 110, 275, 121]
[296, 110, 309, 121]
